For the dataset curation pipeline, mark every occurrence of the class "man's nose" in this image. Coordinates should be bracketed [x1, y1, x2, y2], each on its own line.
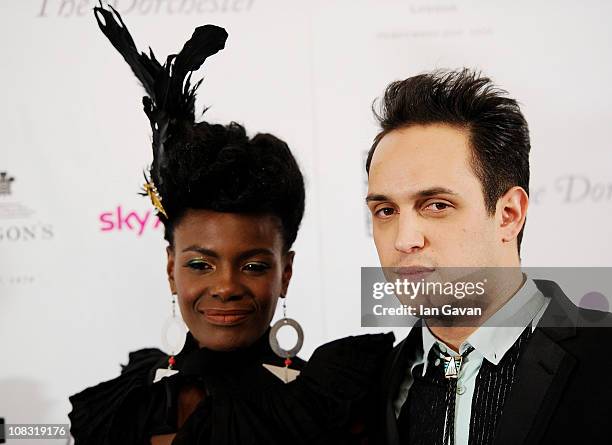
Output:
[394, 212, 425, 254]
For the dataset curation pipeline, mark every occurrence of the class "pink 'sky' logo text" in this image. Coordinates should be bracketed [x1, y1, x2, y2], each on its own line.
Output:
[99, 206, 162, 236]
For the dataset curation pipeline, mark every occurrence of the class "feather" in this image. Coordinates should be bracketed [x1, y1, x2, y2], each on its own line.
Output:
[93, 1, 228, 214]
[176, 25, 228, 73]
[93, 3, 162, 99]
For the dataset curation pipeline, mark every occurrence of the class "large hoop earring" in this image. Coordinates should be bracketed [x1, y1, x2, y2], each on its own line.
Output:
[160, 293, 186, 357]
[269, 298, 304, 366]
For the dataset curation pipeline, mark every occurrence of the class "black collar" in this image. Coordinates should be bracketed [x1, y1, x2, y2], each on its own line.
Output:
[174, 327, 281, 377]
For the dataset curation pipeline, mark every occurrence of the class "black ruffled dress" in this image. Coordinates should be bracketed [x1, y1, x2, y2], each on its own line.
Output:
[69, 329, 394, 444]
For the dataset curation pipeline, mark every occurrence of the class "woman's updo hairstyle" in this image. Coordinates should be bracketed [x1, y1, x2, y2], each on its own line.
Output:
[94, 3, 304, 251]
[159, 121, 305, 250]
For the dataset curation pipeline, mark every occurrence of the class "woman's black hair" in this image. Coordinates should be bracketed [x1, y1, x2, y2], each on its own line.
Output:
[159, 121, 305, 249]
[94, 3, 304, 250]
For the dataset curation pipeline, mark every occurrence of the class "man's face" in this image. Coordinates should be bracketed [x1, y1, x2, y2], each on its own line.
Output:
[366, 124, 503, 271]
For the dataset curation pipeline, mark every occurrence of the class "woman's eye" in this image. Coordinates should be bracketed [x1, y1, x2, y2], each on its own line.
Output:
[186, 260, 212, 271]
[374, 207, 396, 218]
[243, 262, 270, 273]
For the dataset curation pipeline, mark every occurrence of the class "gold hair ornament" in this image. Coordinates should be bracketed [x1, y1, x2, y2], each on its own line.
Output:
[142, 178, 168, 218]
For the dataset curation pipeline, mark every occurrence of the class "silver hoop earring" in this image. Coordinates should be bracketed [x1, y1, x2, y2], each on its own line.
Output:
[155, 294, 185, 382]
[269, 298, 304, 366]
[160, 293, 186, 358]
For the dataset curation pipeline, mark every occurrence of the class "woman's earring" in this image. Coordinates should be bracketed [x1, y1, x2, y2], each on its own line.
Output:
[160, 293, 185, 367]
[155, 294, 184, 382]
[269, 297, 304, 369]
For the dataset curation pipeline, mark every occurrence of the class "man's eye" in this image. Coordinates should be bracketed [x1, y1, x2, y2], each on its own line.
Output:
[186, 260, 212, 271]
[243, 262, 270, 273]
[424, 202, 451, 212]
[374, 207, 396, 218]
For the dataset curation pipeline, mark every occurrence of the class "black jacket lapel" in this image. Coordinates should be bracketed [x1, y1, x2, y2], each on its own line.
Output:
[378, 323, 423, 445]
[494, 280, 578, 445]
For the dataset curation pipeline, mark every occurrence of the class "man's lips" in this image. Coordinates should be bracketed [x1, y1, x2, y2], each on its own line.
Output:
[198, 308, 255, 326]
[392, 266, 436, 279]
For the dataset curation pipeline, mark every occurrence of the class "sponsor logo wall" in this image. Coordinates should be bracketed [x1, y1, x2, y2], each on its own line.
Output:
[0, 171, 55, 288]
[99, 206, 162, 236]
[1, 0, 611, 435]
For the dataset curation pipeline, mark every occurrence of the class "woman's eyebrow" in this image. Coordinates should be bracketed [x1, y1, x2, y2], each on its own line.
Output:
[181, 246, 275, 260]
[182, 246, 218, 257]
[237, 248, 275, 261]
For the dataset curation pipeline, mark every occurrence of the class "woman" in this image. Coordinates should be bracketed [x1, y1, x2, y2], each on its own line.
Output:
[69, 4, 393, 444]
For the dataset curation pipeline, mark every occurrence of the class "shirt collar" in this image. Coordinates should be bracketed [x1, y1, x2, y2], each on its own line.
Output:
[420, 275, 548, 371]
[460, 276, 548, 365]
[420, 325, 439, 376]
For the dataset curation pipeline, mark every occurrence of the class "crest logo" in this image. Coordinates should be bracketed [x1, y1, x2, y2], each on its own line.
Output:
[0, 171, 15, 195]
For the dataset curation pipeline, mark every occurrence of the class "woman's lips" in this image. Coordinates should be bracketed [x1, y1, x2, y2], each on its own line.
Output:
[199, 308, 254, 326]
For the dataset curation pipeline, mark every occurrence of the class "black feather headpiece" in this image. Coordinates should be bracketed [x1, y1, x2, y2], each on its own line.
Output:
[93, 1, 228, 218]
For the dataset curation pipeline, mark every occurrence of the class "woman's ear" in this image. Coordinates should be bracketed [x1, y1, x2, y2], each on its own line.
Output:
[281, 251, 295, 296]
[166, 245, 177, 295]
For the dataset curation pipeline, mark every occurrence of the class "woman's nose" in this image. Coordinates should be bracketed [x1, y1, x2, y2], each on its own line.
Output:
[209, 267, 244, 302]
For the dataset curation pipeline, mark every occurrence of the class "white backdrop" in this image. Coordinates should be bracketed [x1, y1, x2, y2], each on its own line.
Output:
[1, 0, 611, 440]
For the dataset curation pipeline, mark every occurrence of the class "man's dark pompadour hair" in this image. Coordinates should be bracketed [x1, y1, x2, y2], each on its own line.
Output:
[366, 69, 530, 251]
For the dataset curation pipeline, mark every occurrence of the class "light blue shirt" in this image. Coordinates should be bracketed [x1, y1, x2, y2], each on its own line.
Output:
[393, 277, 550, 445]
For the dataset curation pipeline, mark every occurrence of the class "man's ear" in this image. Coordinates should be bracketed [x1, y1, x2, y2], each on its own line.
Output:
[166, 245, 177, 295]
[497, 186, 529, 244]
[281, 251, 295, 296]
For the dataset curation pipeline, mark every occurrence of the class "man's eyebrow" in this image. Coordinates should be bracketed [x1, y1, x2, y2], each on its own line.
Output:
[365, 193, 389, 203]
[365, 187, 458, 204]
[415, 187, 458, 198]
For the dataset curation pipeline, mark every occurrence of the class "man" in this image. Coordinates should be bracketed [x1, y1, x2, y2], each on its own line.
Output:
[365, 69, 612, 445]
